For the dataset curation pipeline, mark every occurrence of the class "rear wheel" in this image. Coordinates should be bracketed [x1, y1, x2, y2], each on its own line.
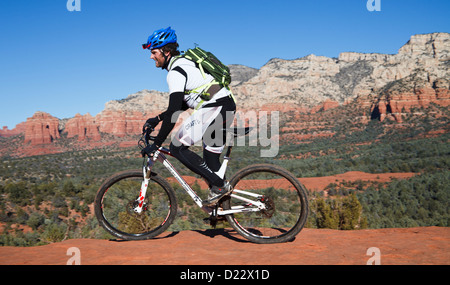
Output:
[94, 170, 177, 240]
[223, 164, 308, 244]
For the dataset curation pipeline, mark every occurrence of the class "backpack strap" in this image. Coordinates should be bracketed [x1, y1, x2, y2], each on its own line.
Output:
[172, 66, 187, 78]
[167, 55, 183, 71]
[184, 50, 209, 79]
[171, 66, 188, 92]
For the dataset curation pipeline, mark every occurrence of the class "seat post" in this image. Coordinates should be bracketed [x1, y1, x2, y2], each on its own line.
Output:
[225, 145, 232, 159]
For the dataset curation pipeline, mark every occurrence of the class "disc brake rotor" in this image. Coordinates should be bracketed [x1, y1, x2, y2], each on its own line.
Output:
[260, 196, 275, 218]
[127, 200, 148, 215]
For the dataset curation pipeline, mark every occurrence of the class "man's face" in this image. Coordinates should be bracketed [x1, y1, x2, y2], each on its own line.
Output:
[150, 49, 169, 68]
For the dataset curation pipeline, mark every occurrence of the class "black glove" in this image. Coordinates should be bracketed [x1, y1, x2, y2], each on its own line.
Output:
[142, 116, 161, 133]
[141, 143, 160, 157]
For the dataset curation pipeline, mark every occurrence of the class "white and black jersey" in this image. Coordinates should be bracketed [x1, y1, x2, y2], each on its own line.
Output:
[152, 55, 236, 188]
[167, 57, 231, 109]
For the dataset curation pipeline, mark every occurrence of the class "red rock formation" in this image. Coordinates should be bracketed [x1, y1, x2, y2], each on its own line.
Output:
[370, 78, 450, 123]
[125, 111, 148, 135]
[322, 100, 340, 111]
[65, 113, 101, 141]
[97, 110, 126, 137]
[434, 78, 450, 104]
[16, 110, 149, 149]
[0, 122, 26, 137]
[310, 99, 339, 113]
[23, 112, 60, 145]
[96, 110, 147, 137]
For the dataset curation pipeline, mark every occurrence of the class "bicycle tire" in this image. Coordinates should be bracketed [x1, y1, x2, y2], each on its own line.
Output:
[94, 170, 177, 240]
[223, 164, 308, 244]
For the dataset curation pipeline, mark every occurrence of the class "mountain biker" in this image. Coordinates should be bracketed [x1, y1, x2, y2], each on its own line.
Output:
[141, 27, 236, 206]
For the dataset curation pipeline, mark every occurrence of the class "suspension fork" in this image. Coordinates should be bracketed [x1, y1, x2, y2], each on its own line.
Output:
[133, 151, 158, 214]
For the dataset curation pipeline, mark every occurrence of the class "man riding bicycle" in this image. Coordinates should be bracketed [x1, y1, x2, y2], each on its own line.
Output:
[141, 27, 236, 206]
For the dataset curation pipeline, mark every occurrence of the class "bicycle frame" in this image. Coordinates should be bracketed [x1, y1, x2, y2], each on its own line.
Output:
[134, 146, 267, 216]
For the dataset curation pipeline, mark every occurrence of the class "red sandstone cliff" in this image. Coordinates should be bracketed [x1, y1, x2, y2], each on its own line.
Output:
[65, 113, 101, 141]
[6, 109, 151, 146]
[0, 122, 26, 137]
[23, 112, 60, 145]
[370, 75, 450, 123]
[310, 99, 340, 113]
[96, 110, 148, 137]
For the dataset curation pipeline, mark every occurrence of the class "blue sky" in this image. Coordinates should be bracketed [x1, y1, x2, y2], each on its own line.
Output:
[0, 0, 449, 129]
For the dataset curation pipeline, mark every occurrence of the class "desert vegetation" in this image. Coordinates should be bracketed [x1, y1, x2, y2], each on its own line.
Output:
[0, 103, 449, 246]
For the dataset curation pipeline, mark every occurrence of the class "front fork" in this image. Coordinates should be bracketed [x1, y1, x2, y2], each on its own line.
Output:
[133, 152, 157, 214]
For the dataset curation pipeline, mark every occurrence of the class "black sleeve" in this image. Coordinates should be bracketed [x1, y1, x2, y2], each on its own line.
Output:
[154, 91, 185, 146]
[157, 98, 188, 120]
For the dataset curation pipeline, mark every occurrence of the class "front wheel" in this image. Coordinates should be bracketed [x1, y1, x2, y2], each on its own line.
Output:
[223, 164, 308, 244]
[94, 170, 177, 240]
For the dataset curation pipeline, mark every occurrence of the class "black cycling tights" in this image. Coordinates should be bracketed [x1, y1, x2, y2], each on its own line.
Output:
[169, 144, 224, 187]
[169, 97, 236, 188]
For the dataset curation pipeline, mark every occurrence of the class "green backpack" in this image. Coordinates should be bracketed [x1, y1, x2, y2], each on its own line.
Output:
[171, 47, 232, 101]
[184, 47, 231, 86]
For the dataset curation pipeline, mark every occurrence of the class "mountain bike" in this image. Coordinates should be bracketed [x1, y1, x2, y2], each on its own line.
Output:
[94, 127, 308, 244]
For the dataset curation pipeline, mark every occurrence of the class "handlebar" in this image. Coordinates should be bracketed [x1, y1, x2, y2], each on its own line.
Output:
[138, 126, 156, 150]
[139, 126, 171, 162]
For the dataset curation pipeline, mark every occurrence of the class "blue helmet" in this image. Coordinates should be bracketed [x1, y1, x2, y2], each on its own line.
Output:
[142, 27, 177, 50]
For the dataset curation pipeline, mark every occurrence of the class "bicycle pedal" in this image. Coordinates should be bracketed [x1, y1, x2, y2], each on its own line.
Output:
[202, 215, 225, 222]
[203, 217, 217, 228]
[216, 215, 226, 221]
[203, 215, 225, 228]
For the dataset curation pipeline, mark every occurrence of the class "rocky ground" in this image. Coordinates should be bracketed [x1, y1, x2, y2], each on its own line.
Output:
[0, 227, 448, 265]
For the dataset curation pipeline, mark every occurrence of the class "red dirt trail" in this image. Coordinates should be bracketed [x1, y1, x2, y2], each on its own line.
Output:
[0, 227, 448, 265]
